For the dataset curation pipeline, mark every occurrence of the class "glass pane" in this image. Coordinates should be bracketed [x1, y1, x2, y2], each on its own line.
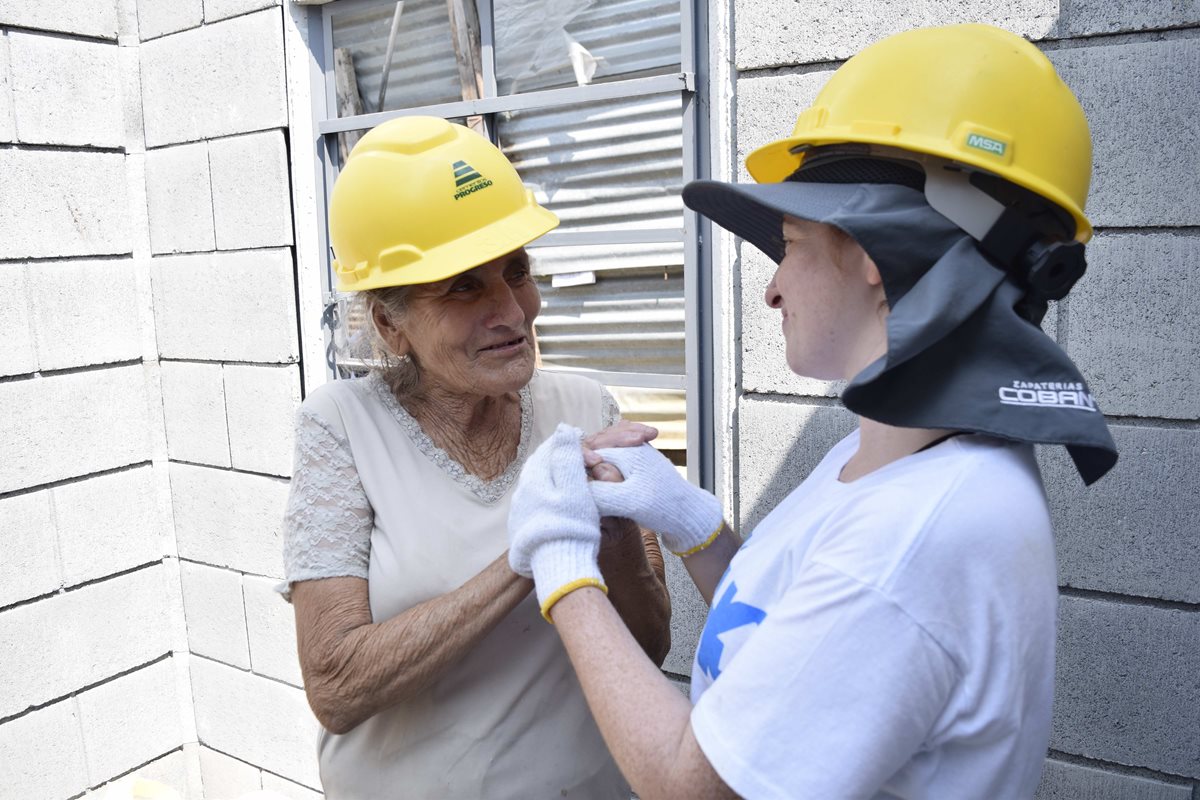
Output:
[330, 0, 472, 115]
[494, 0, 681, 94]
[534, 265, 684, 376]
[497, 92, 684, 234]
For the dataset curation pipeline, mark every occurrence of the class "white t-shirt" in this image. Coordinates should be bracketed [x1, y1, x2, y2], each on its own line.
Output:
[690, 430, 1057, 800]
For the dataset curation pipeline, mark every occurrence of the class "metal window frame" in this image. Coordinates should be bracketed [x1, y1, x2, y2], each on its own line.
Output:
[310, 0, 713, 487]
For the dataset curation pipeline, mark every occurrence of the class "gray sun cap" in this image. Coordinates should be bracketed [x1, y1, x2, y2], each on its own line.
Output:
[682, 167, 1117, 485]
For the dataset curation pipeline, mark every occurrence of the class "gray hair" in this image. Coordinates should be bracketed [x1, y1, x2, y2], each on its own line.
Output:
[360, 285, 421, 399]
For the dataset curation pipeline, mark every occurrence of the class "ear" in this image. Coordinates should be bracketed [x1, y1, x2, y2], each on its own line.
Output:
[371, 302, 410, 358]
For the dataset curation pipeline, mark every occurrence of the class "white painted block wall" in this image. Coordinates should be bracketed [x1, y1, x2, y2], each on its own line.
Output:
[0, 0, 318, 796]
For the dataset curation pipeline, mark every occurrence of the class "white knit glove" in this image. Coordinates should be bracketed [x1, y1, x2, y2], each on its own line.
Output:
[508, 423, 606, 622]
[589, 444, 725, 557]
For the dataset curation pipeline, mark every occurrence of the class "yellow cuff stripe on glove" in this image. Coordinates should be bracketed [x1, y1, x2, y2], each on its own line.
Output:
[540, 577, 608, 623]
[671, 521, 724, 558]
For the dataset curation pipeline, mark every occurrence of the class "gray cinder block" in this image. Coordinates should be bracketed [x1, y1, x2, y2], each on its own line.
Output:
[139, 8, 286, 147]
[734, 0, 1060, 71]
[137, 0, 203, 41]
[0, 566, 170, 720]
[736, 396, 857, 532]
[169, 462, 289, 577]
[189, 655, 321, 787]
[1066, 232, 1199, 420]
[1041, 424, 1200, 604]
[151, 249, 299, 363]
[224, 363, 301, 478]
[1058, 0, 1200, 38]
[0, 32, 15, 144]
[9, 32, 122, 148]
[0, 365, 150, 493]
[160, 361, 232, 468]
[179, 561, 251, 669]
[77, 661, 182, 787]
[1035, 757, 1192, 800]
[0, 149, 131, 260]
[26, 258, 141, 371]
[145, 141, 217, 255]
[1052, 595, 1200, 778]
[209, 130, 294, 251]
[204, 0, 277, 24]
[0, 0, 118, 40]
[1051, 38, 1200, 229]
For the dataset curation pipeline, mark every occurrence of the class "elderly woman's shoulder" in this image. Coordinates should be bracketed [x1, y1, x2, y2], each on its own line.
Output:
[530, 369, 612, 404]
[295, 375, 381, 427]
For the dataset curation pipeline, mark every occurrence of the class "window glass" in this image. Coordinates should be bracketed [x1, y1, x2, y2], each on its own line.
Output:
[330, 0, 466, 114]
[494, 0, 682, 94]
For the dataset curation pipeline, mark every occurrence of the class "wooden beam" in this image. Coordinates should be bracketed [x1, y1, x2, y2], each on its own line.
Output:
[446, 0, 486, 135]
[333, 46, 365, 161]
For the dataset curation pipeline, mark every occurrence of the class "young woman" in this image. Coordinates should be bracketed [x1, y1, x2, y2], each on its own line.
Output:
[507, 23, 1117, 800]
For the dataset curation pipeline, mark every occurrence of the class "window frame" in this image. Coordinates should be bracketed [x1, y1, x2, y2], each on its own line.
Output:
[307, 0, 714, 487]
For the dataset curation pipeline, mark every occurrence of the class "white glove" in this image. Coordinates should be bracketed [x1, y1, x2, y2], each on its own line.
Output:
[508, 423, 607, 621]
[589, 444, 725, 557]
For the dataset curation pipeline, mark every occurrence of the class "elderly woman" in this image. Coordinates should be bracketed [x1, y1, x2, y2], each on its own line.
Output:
[281, 116, 670, 799]
[508, 24, 1118, 799]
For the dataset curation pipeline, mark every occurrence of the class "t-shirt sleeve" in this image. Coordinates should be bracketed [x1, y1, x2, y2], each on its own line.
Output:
[689, 561, 960, 800]
[280, 406, 374, 599]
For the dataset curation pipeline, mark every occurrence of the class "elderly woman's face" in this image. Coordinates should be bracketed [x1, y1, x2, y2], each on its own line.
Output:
[389, 248, 541, 398]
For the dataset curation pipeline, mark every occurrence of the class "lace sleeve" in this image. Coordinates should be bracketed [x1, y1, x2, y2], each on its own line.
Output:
[599, 385, 622, 427]
[280, 408, 373, 600]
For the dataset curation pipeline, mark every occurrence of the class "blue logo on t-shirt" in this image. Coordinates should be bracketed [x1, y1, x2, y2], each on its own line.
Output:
[697, 580, 766, 681]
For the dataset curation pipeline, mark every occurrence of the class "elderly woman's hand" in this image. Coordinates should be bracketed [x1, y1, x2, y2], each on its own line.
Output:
[582, 420, 658, 483]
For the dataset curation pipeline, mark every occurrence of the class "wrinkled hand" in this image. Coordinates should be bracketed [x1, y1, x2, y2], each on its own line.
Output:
[580, 420, 658, 542]
[589, 444, 725, 557]
[508, 423, 607, 621]
[582, 420, 658, 483]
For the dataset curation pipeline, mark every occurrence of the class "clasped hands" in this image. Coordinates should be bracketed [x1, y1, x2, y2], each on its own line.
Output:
[508, 422, 724, 622]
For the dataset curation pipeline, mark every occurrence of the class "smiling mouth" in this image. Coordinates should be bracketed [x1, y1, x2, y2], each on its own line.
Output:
[480, 336, 527, 353]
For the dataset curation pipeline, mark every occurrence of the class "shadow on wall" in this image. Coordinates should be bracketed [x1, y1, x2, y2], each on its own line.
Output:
[736, 398, 858, 535]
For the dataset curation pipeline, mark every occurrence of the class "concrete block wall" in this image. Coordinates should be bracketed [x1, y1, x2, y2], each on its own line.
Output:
[727, 3, 1200, 796]
[132, 0, 319, 796]
[0, 0, 317, 796]
[0, 0, 196, 796]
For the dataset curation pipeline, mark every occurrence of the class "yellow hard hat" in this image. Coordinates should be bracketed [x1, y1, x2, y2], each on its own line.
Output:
[746, 24, 1093, 242]
[329, 116, 559, 291]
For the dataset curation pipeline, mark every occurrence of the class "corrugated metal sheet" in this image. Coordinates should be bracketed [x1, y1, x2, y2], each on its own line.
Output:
[528, 241, 681, 276]
[495, 0, 681, 94]
[534, 266, 683, 375]
[498, 92, 684, 234]
[331, 0, 462, 113]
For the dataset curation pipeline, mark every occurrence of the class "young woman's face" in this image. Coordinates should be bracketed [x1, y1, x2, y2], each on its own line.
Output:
[765, 217, 888, 381]
[381, 248, 541, 399]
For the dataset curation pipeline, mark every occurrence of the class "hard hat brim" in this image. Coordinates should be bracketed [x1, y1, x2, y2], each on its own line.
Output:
[337, 202, 560, 292]
[682, 179, 873, 264]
